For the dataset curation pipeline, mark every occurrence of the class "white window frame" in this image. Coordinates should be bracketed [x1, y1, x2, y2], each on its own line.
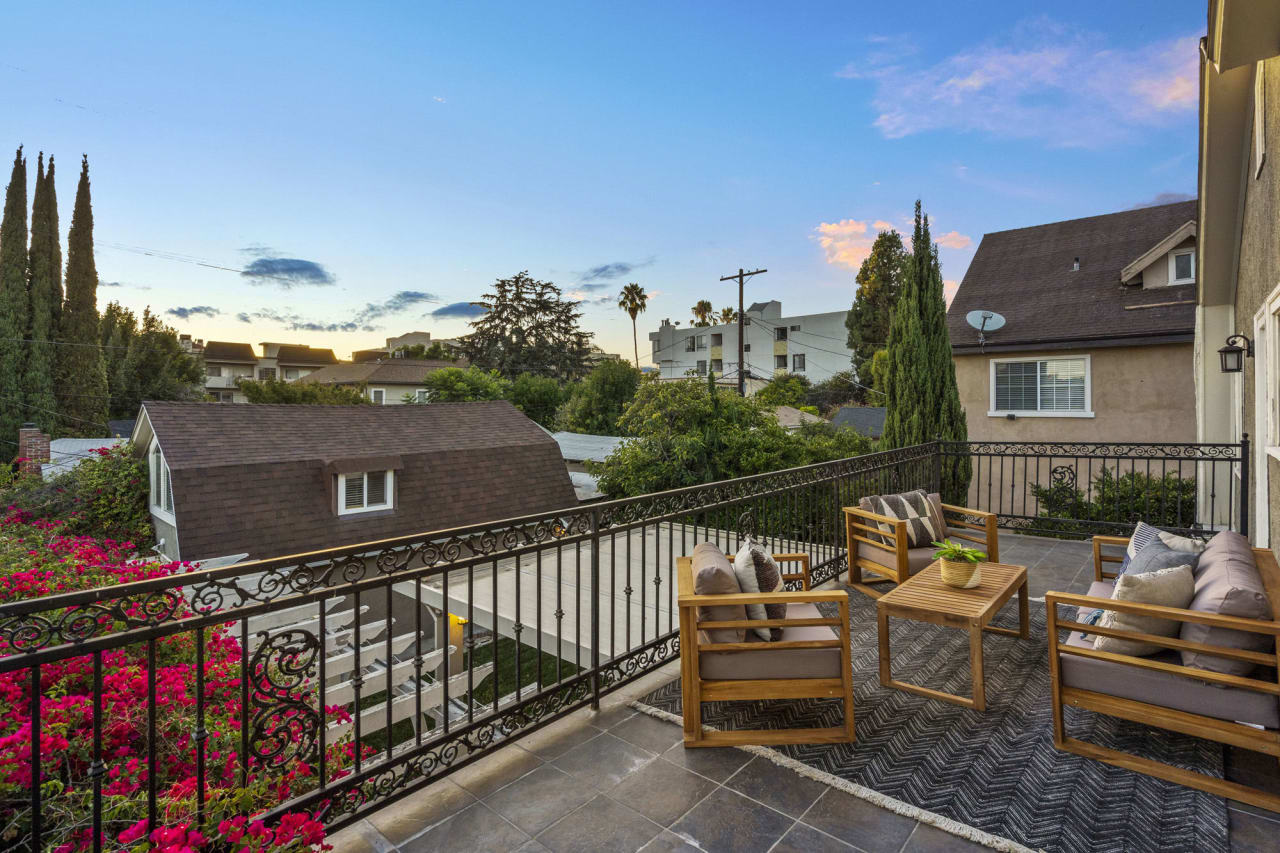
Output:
[338, 470, 394, 516]
[370, 388, 385, 404]
[284, 368, 300, 381]
[148, 439, 176, 524]
[206, 365, 222, 377]
[1169, 249, 1196, 285]
[1260, 283, 1280, 462]
[414, 389, 429, 403]
[988, 355, 1094, 418]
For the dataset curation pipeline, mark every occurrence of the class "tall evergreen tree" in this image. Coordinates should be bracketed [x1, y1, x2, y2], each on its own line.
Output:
[54, 156, 108, 437]
[100, 301, 137, 415]
[881, 200, 969, 502]
[462, 271, 593, 380]
[112, 308, 203, 417]
[844, 229, 907, 401]
[0, 147, 28, 447]
[25, 153, 62, 433]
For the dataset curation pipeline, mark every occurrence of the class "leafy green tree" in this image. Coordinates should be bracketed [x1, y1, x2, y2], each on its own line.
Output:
[557, 358, 641, 435]
[112, 309, 204, 416]
[868, 349, 889, 398]
[690, 299, 713, 327]
[755, 373, 811, 408]
[463, 271, 592, 380]
[237, 377, 371, 404]
[0, 147, 28, 446]
[25, 153, 62, 434]
[718, 306, 737, 325]
[506, 373, 564, 427]
[845, 229, 908, 402]
[54, 156, 109, 437]
[617, 282, 648, 367]
[881, 200, 969, 501]
[394, 341, 457, 361]
[420, 366, 510, 402]
[100, 301, 136, 414]
[803, 370, 859, 415]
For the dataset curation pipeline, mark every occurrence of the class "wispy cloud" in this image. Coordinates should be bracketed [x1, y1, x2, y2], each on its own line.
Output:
[936, 230, 972, 249]
[579, 258, 656, 284]
[1129, 191, 1195, 209]
[430, 301, 488, 319]
[839, 19, 1198, 147]
[813, 216, 971, 270]
[237, 308, 371, 333]
[240, 257, 337, 288]
[352, 290, 439, 324]
[100, 280, 123, 288]
[166, 305, 221, 320]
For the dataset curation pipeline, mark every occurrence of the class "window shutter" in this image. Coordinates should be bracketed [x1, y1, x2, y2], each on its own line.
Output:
[366, 471, 388, 506]
[344, 474, 365, 509]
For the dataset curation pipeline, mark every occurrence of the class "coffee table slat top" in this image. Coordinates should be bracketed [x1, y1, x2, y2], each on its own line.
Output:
[877, 561, 1026, 620]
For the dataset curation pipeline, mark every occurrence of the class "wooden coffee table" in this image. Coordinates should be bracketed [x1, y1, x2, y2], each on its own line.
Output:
[875, 560, 1028, 711]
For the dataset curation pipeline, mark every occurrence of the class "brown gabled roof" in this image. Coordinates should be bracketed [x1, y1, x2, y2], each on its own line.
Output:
[947, 200, 1197, 354]
[274, 345, 338, 365]
[299, 360, 462, 386]
[202, 341, 258, 363]
[139, 400, 578, 561]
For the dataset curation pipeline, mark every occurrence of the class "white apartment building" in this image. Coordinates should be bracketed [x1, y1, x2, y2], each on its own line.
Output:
[647, 300, 852, 384]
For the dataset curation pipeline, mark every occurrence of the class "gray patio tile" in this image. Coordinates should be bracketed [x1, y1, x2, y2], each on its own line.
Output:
[323, 820, 386, 853]
[723, 755, 830, 818]
[902, 822, 988, 852]
[537, 795, 664, 853]
[638, 829, 705, 852]
[1229, 806, 1280, 852]
[523, 715, 607, 759]
[668, 786, 794, 853]
[483, 764, 596, 836]
[801, 788, 917, 853]
[399, 801, 530, 852]
[589, 704, 638, 731]
[553, 731, 658, 788]
[451, 743, 545, 798]
[772, 821, 858, 852]
[659, 741, 752, 782]
[608, 753, 719, 826]
[609, 711, 685, 754]
[365, 777, 476, 844]
[515, 841, 552, 853]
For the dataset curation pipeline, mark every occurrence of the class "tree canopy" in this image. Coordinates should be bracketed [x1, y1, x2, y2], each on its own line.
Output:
[754, 372, 811, 408]
[557, 358, 641, 436]
[506, 373, 564, 427]
[845, 229, 908, 402]
[237, 378, 370, 405]
[394, 342, 457, 361]
[462, 272, 592, 380]
[420, 366, 510, 402]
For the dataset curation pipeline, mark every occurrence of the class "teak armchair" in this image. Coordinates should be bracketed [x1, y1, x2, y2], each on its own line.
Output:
[1047, 535, 1280, 812]
[843, 499, 999, 599]
[677, 553, 855, 747]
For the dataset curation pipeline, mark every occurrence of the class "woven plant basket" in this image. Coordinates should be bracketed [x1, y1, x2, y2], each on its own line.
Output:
[940, 558, 982, 589]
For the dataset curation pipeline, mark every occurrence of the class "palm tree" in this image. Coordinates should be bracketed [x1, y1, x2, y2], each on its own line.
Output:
[617, 283, 648, 367]
[691, 299, 713, 327]
[719, 306, 737, 325]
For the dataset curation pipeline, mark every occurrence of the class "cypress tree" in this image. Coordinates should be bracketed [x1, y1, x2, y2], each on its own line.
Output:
[0, 147, 28, 448]
[25, 153, 62, 433]
[881, 200, 970, 502]
[53, 156, 108, 437]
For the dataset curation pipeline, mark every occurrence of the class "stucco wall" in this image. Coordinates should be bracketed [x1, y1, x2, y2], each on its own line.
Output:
[1235, 56, 1280, 548]
[954, 343, 1196, 444]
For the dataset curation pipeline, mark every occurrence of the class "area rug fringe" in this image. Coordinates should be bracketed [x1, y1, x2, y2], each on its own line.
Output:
[628, 700, 1038, 853]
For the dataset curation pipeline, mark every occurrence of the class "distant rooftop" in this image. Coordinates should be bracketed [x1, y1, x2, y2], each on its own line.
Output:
[549, 431, 627, 463]
[831, 406, 886, 438]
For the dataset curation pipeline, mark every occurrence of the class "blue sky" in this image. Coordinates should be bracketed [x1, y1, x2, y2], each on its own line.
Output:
[8, 1, 1202, 361]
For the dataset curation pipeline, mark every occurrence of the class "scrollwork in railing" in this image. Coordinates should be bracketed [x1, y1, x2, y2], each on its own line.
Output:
[247, 628, 322, 770]
[945, 440, 1242, 460]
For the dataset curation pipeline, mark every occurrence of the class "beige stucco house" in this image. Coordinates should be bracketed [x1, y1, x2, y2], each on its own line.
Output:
[946, 202, 1199, 445]
[1197, 0, 1280, 550]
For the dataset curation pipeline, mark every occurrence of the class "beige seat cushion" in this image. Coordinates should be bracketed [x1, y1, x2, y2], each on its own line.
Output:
[699, 602, 841, 680]
[1060, 582, 1279, 728]
[854, 539, 936, 578]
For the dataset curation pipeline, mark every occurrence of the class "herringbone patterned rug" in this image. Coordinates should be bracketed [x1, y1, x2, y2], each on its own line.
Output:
[636, 590, 1228, 853]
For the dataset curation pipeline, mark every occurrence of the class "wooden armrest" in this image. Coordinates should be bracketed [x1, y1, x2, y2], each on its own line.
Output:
[679, 589, 849, 607]
[1091, 535, 1128, 581]
[1092, 535, 1130, 547]
[843, 505, 900, 527]
[941, 503, 995, 520]
[771, 553, 808, 564]
[1055, 617, 1277, 666]
[700, 638, 842, 652]
[1045, 591, 1280, 636]
[843, 506, 904, 548]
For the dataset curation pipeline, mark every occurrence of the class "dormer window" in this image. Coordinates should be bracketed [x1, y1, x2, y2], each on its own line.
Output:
[338, 470, 393, 515]
[1170, 249, 1195, 285]
[149, 441, 174, 521]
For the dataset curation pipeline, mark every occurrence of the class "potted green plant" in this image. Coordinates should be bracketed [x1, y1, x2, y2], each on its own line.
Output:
[933, 539, 988, 588]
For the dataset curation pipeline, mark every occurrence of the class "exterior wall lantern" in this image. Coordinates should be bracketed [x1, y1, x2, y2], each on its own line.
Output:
[1218, 334, 1254, 373]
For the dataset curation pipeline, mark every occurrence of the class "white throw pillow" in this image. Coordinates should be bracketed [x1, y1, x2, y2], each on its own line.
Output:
[1094, 564, 1195, 656]
[1157, 530, 1208, 554]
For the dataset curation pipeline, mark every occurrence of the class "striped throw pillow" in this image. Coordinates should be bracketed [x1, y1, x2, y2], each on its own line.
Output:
[870, 490, 938, 549]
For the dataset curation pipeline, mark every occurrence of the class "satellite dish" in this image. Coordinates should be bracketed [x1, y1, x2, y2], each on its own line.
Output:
[965, 310, 1005, 348]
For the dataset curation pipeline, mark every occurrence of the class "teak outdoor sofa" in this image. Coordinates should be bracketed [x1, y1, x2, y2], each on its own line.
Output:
[677, 544, 855, 747]
[843, 492, 999, 599]
[1046, 533, 1280, 812]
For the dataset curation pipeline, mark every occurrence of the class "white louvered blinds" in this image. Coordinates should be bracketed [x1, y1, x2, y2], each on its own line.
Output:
[339, 471, 392, 514]
[343, 474, 365, 510]
[994, 358, 1087, 413]
[366, 470, 387, 505]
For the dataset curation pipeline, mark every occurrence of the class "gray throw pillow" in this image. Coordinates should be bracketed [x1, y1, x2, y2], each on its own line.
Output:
[733, 538, 785, 641]
[691, 542, 745, 643]
[1094, 564, 1195, 656]
[869, 489, 939, 549]
[1125, 538, 1200, 576]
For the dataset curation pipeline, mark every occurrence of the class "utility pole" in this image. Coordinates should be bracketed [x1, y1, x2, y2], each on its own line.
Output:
[719, 267, 766, 396]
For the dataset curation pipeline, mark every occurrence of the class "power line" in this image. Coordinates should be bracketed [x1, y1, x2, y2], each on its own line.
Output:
[0, 396, 114, 432]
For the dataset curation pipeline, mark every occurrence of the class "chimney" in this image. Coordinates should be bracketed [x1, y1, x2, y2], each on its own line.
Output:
[16, 423, 50, 478]
[1072, 257, 1080, 271]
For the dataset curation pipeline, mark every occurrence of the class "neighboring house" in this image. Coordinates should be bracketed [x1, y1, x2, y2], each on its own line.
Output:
[586, 345, 623, 366]
[131, 401, 578, 562]
[831, 406, 886, 439]
[353, 331, 464, 362]
[946, 201, 1199, 444]
[771, 406, 825, 431]
[299, 360, 461, 404]
[648, 300, 853, 383]
[255, 342, 338, 382]
[547, 430, 628, 502]
[1197, 1, 1280, 549]
[200, 341, 337, 401]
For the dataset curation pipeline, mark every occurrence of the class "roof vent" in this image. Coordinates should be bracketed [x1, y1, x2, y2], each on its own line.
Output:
[1072, 257, 1080, 271]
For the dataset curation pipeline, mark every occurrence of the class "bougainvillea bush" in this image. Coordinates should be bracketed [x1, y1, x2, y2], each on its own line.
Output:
[0, 509, 348, 852]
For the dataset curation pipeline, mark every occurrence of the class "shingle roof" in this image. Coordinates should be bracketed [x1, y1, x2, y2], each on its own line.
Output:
[202, 341, 258, 363]
[831, 406, 886, 438]
[549, 431, 627, 463]
[274, 345, 338, 365]
[947, 200, 1197, 353]
[139, 401, 578, 561]
[43, 438, 125, 481]
[771, 406, 825, 430]
[300, 360, 460, 386]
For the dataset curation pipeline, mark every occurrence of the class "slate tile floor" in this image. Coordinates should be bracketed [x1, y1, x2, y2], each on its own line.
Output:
[328, 533, 1280, 853]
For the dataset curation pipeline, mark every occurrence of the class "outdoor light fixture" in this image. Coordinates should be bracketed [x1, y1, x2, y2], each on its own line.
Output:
[1218, 334, 1254, 373]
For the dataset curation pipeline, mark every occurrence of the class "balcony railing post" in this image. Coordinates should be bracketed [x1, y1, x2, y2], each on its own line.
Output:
[1240, 433, 1250, 539]
[932, 436, 943, 495]
[590, 506, 602, 710]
